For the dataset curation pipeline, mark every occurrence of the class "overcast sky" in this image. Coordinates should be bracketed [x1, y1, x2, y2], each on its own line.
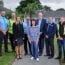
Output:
[3, 0, 65, 11]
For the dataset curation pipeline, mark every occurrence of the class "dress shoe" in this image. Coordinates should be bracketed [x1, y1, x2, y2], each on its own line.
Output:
[48, 56, 53, 59]
[0, 54, 2, 57]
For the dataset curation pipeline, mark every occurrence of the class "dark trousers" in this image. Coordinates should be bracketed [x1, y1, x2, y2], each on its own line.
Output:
[0, 31, 4, 55]
[24, 34, 31, 55]
[39, 34, 44, 55]
[57, 39, 65, 59]
[9, 33, 15, 52]
[3, 32, 8, 52]
[45, 38, 50, 56]
[45, 38, 54, 57]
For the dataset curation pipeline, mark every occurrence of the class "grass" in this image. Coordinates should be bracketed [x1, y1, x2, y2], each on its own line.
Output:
[0, 43, 15, 65]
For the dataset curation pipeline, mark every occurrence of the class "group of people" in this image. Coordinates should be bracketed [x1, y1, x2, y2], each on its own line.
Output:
[0, 11, 65, 62]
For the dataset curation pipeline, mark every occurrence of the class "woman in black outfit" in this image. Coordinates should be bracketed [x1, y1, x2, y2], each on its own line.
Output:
[13, 16, 24, 59]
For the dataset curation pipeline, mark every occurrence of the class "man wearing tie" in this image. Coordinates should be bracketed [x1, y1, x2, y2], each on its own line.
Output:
[1, 11, 9, 53]
[23, 15, 31, 55]
[0, 11, 9, 56]
[0, 12, 4, 56]
[37, 12, 46, 56]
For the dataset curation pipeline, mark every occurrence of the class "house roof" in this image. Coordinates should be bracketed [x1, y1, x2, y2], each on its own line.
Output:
[0, 1, 13, 12]
[44, 11, 65, 17]
[0, 6, 13, 12]
[32, 10, 65, 19]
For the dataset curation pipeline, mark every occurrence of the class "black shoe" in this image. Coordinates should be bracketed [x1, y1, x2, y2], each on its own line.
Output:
[5, 49, 8, 52]
[19, 57, 22, 59]
[55, 57, 61, 59]
[0, 54, 2, 57]
[44, 54, 50, 57]
[39, 53, 42, 56]
[19, 54, 22, 59]
[5, 50, 8, 53]
[25, 53, 28, 56]
[19, 56, 22, 59]
[39, 52, 42, 56]
[44, 55, 48, 56]
[48, 56, 53, 59]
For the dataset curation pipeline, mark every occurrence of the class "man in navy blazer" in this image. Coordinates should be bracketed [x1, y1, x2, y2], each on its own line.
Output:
[45, 17, 57, 59]
[37, 12, 46, 56]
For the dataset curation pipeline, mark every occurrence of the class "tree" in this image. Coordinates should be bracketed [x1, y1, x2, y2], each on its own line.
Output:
[16, 0, 43, 16]
[43, 5, 52, 11]
[22, 2, 39, 15]
[56, 8, 65, 11]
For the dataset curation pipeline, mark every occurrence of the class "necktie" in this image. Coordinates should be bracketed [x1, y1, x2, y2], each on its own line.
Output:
[27, 21, 29, 26]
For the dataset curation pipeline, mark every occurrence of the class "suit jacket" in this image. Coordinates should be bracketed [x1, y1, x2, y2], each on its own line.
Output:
[40, 19, 46, 33]
[44, 22, 57, 38]
[37, 19, 46, 37]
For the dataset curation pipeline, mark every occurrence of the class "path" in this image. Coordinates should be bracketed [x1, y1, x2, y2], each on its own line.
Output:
[12, 48, 60, 65]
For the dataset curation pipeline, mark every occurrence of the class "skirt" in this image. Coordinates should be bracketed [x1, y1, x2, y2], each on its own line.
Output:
[14, 37, 23, 46]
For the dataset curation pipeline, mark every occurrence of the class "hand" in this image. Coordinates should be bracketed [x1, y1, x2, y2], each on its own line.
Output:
[29, 40, 31, 44]
[36, 39, 39, 44]
[45, 35, 48, 38]
[23, 38, 24, 40]
[0, 29, 6, 35]
[40, 32, 42, 35]
[15, 39, 17, 41]
[3, 31, 6, 35]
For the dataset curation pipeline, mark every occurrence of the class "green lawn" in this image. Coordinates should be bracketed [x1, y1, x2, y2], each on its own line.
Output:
[0, 44, 15, 65]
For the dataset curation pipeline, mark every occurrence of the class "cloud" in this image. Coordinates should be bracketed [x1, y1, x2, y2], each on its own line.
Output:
[40, 0, 65, 10]
[3, 0, 21, 11]
[40, 0, 64, 3]
[3, 0, 65, 11]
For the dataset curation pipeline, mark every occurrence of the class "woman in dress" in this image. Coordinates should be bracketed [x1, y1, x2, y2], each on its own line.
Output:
[13, 16, 24, 59]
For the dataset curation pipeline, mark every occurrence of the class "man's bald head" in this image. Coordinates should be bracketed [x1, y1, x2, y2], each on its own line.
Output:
[1, 11, 6, 16]
[38, 12, 44, 19]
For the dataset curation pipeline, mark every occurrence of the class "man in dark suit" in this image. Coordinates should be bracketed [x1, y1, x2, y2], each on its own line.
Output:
[45, 17, 57, 59]
[37, 12, 46, 56]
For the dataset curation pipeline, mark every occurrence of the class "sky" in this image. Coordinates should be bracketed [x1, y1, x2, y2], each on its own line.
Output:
[3, 0, 65, 11]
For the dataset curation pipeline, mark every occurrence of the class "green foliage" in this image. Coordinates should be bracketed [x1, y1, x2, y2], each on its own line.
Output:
[16, 0, 43, 16]
[56, 8, 65, 11]
[5, 12, 12, 19]
[43, 5, 52, 11]
[23, 2, 39, 14]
